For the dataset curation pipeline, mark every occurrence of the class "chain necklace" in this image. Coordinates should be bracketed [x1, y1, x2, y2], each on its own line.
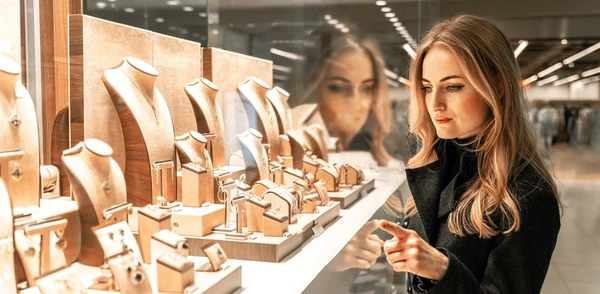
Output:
[121, 69, 158, 123]
[81, 155, 112, 194]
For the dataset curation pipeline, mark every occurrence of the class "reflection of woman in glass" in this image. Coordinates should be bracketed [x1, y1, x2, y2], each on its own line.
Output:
[379, 15, 561, 293]
[301, 34, 394, 166]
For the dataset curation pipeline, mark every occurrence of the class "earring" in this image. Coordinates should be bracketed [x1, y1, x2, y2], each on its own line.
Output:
[24, 237, 36, 257]
[12, 162, 22, 181]
[127, 261, 145, 285]
[55, 230, 67, 250]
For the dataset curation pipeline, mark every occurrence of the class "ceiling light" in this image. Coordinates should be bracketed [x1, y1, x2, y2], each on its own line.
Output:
[273, 64, 292, 73]
[513, 40, 528, 58]
[561, 39, 568, 45]
[563, 41, 600, 64]
[403, 43, 416, 59]
[385, 13, 396, 18]
[398, 76, 410, 85]
[553, 74, 579, 86]
[273, 74, 289, 81]
[166, 0, 180, 5]
[124, 7, 135, 13]
[247, 23, 255, 28]
[335, 24, 344, 29]
[537, 62, 563, 78]
[521, 75, 538, 86]
[341, 28, 349, 33]
[389, 17, 399, 22]
[582, 66, 600, 77]
[536, 75, 559, 86]
[155, 17, 164, 23]
[183, 6, 193, 11]
[398, 26, 406, 32]
[375, 1, 387, 6]
[271, 48, 305, 61]
[381, 7, 391, 12]
[324, 14, 331, 20]
[385, 69, 398, 79]
[198, 12, 207, 17]
[393, 22, 401, 27]
[578, 75, 600, 85]
[327, 19, 338, 25]
[96, 2, 107, 8]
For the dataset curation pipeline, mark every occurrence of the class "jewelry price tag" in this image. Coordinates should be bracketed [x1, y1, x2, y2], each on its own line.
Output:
[312, 223, 325, 237]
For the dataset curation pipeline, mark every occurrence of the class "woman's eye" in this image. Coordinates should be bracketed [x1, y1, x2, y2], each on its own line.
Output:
[360, 86, 375, 94]
[327, 85, 347, 93]
[421, 86, 432, 93]
[447, 85, 464, 92]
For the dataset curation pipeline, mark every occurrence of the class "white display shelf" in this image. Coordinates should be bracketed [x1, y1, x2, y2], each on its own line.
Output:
[236, 152, 407, 293]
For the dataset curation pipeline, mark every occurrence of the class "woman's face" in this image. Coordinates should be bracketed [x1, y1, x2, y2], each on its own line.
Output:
[421, 45, 491, 139]
[317, 47, 375, 139]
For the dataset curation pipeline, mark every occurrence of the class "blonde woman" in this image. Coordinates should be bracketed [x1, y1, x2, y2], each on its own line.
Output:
[300, 34, 395, 166]
[379, 15, 561, 293]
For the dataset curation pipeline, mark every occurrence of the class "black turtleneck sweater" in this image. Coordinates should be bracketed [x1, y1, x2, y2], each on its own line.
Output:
[403, 139, 560, 294]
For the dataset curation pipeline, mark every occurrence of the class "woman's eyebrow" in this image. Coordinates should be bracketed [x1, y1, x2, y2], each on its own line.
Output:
[327, 76, 351, 83]
[422, 75, 464, 83]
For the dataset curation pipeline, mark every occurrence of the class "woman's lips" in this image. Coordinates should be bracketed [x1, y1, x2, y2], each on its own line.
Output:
[434, 118, 452, 124]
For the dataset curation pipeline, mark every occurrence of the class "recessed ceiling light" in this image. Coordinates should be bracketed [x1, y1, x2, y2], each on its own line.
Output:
[324, 14, 332, 20]
[341, 28, 349, 33]
[513, 40, 528, 58]
[393, 22, 402, 26]
[521, 75, 538, 86]
[198, 12, 207, 17]
[553, 74, 579, 86]
[375, 1, 387, 6]
[183, 6, 193, 11]
[384, 13, 396, 18]
[166, 0, 180, 6]
[582, 66, 600, 77]
[155, 18, 164, 23]
[389, 17, 399, 22]
[537, 62, 563, 78]
[381, 7, 391, 12]
[561, 39, 568, 45]
[563, 41, 600, 64]
[327, 19, 338, 25]
[96, 2, 107, 8]
[335, 24, 344, 29]
[124, 7, 135, 13]
[536, 75, 559, 86]
[168, 26, 177, 31]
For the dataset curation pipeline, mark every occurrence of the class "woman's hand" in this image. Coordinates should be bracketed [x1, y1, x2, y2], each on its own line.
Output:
[327, 220, 384, 271]
[379, 220, 449, 280]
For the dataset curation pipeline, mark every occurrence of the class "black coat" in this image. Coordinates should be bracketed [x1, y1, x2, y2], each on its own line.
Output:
[404, 140, 561, 293]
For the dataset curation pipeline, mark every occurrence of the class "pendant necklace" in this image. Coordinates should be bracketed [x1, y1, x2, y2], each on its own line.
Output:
[81, 156, 112, 194]
[9, 89, 21, 128]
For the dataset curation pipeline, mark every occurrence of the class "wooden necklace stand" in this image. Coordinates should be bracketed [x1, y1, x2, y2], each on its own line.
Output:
[62, 138, 128, 266]
[237, 129, 270, 185]
[175, 131, 215, 207]
[184, 78, 226, 168]
[102, 57, 176, 207]
[266, 86, 292, 136]
[0, 180, 17, 294]
[0, 54, 40, 209]
[237, 77, 280, 160]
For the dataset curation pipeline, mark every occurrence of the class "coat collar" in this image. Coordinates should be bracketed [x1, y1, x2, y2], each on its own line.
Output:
[405, 139, 478, 244]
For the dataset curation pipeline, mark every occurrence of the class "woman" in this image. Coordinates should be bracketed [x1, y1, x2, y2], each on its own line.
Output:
[379, 15, 561, 293]
[300, 33, 395, 166]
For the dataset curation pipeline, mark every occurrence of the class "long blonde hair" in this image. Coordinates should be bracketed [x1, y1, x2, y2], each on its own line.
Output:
[302, 34, 393, 166]
[405, 15, 558, 238]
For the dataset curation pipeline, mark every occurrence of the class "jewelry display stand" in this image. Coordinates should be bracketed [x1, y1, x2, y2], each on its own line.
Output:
[102, 56, 176, 207]
[0, 54, 40, 209]
[185, 78, 226, 168]
[266, 86, 293, 136]
[175, 131, 215, 207]
[302, 124, 329, 162]
[237, 77, 280, 159]
[62, 138, 129, 266]
[137, 204, 171, 264]
[13, 217, 69, 286]
[237, 128, 270, 184]
[40, 165, 60, 199]
[0, 180, 17, 294]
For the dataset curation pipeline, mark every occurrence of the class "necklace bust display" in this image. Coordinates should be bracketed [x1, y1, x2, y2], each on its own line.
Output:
[102, 57, 176, 206]
[61, 138, 127, 266]
[266, 86, 293, 136]
[185, 78, 226, 168]
[237, 128, 270, 185]
[237, 77, 280, 160]
[0, 54, 40, 209]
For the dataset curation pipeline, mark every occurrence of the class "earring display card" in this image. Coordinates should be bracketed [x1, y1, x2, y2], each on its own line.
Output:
[107, 251, 152, 294]
[93, 221, 142, 262]
[35, 266, 86, 294]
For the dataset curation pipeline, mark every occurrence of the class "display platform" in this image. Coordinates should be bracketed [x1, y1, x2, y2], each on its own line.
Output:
[328, 177, 376, 209]
[185, 202, 340, 262]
